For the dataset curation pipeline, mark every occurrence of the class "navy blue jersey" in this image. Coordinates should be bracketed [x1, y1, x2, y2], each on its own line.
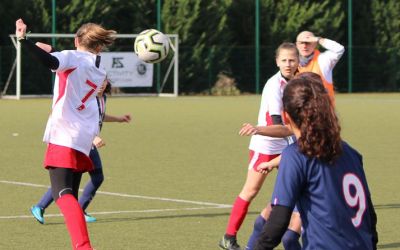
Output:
[271, 141, 375, 250]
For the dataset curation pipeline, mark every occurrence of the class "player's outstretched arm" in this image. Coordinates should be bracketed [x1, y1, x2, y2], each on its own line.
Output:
[256, 125, 292, 137]
[104, 114, 132, 123]
[35, 42, 54, 53]
[257, 155, 281, 175]
[15, 19, 59, 70]
[239, 123, 258, 136]
[239, 123, 292, 138]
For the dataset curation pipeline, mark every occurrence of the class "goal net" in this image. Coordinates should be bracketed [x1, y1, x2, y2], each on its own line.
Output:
[3, 33, 179, 99]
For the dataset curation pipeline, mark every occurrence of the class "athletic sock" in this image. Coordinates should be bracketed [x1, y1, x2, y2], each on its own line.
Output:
[245, 215, 266, 250]
[79, 169, 104, 211]
[282, 229, 301, 250]
[37, 188, 54, 209]
[56, 194, 93, 250]
[226, 196, 250, 236]
[78, 181, 96, 211]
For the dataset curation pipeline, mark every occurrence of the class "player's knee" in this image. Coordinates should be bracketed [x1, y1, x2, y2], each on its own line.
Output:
[52, 187, 73, 201]
[248, 190, 260, 200]
[240, 188, 261, 201]
[282, 229, 301, 250]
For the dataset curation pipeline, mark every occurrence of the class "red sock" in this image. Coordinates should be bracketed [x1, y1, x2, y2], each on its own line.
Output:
[56, 194, 93, 250]
[226, 196, 250, 236]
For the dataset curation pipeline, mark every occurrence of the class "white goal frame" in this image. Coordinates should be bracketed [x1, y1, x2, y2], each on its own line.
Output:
[4, 33, 179, 99]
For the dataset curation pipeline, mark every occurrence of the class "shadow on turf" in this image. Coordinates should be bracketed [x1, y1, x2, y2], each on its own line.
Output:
[374, 203, 400, 210]
[89, 204, 400, 224]
[39, 205, 400, 226]
[377, 242, 400, 249]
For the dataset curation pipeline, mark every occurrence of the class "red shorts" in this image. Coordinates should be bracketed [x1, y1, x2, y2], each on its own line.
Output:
[248, 150, 280, 172]
[44, 143, 94, 173]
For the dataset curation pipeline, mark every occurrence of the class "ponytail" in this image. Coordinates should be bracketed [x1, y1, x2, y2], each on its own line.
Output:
[283, 77, 342, 163]
[76, 23, 116, 52]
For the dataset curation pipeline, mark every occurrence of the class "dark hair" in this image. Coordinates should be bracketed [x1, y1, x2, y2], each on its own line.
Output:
[104, 81, 112, 94]
[275, 42, 299, 58]
[102, 77, 112, 95]
[294, 72, 322, 83]
[283, 77, 342, 163]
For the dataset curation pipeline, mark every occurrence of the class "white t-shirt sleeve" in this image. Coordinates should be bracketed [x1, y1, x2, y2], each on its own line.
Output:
[318, 39, 345, 82]
[51, 50, 77, 72]
[265, 80, 283, 116]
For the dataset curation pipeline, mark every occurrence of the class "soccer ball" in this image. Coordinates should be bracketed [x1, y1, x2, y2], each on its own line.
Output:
[134, 29, 170, 63]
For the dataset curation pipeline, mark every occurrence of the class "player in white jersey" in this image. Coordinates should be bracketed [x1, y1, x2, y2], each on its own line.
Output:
[219, 43, 299, 250]
[254, 75, 377, 250]
[240, 33, 344, 249]
[16, 19, 115, 250]
[30, 78, 132, 225]
[241, 33, 344, 250]
[239, 72, 328, 250]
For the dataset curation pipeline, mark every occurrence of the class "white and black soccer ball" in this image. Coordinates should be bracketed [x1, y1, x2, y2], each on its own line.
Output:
[134, 29, 170, 63]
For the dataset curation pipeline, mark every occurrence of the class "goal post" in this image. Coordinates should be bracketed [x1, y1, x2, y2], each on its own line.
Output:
[4, 33, 179, 99]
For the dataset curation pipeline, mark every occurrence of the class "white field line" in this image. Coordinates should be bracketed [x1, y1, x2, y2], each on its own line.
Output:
[96, 190, 231, 207]
[0, 180, 231, 207]
[0, 206, 229, 220]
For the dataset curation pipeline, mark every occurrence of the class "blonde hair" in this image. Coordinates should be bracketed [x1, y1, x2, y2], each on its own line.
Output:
[275, 42, 299, 58]
[76, 23, 116, 52]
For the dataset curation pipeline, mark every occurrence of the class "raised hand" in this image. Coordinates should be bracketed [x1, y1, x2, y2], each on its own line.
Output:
[15, 19, 27, 40]
[301, 35, 320, 43]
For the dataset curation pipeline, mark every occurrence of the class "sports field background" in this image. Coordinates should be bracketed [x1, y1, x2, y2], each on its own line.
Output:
[0, 94, 399, 249]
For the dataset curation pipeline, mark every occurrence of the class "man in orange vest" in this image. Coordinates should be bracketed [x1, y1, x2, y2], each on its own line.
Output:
[296, 31, 345, 102]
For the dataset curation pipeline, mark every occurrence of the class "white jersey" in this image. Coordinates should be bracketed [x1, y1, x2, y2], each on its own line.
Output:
[317, 38, 345, 83]
[249, 71, 289, 155]
[43, 50, 106, 155]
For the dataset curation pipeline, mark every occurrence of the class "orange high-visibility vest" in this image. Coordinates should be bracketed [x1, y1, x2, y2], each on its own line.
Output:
[298, 50, 335, 104]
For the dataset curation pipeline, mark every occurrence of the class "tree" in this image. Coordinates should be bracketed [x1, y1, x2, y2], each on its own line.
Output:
[0, 0, 56, 94]
[1, 0, 398, 93]
[163, 0, 233, 93]
[371, 0, 400, 90]
[227, 0, 345, 92]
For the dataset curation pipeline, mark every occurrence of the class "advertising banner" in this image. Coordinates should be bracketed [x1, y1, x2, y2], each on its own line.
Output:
[100, 52, 153, 87]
